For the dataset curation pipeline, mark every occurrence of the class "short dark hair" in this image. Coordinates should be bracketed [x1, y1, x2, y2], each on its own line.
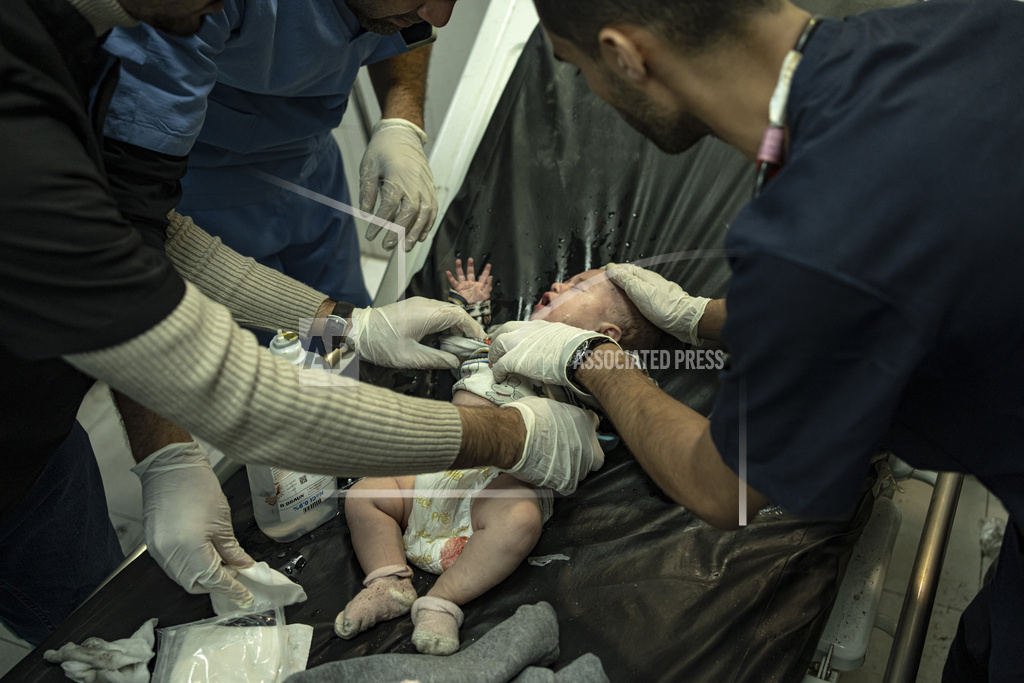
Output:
[534, 0, 783, 57]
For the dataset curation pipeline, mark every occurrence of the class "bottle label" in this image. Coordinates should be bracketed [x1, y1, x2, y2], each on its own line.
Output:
[269, 468, 337, 523]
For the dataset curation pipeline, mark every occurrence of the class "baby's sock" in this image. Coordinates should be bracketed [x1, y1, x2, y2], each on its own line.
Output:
[335, 564, 417, 639]
[411, 595, 464, 656]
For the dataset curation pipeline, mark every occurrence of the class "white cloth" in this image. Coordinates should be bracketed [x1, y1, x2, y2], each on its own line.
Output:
[44, 618, 158, 683]
[210, 562, 308, 616]
[449, 343, 538, 406]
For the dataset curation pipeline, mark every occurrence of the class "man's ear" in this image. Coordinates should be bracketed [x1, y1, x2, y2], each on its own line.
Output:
[596, 322, 623, 342]
[597, 27, 647, 82]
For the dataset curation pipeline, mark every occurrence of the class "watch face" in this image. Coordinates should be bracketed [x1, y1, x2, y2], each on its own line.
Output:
[323, 316, 348, 350]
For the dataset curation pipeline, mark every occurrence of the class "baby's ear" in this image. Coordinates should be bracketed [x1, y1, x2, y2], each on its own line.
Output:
[595, 322, 622, 342]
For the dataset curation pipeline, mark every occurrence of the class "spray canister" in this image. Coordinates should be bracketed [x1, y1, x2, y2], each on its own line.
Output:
[246, 331, 338, 542]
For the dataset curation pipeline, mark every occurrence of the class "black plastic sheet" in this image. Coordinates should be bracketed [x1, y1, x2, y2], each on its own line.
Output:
[13, 4, 934, 679]
[353, 25, 876, 682]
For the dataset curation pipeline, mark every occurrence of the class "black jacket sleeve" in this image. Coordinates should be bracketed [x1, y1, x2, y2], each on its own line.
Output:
[102, 136, 189, 250]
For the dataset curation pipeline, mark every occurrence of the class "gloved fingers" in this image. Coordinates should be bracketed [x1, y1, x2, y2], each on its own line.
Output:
[211, 532, 256, 569]
[405, 299, 485, 339]
[390, 196, 421, 241]
[391, 339, 461, 370]
[605, 262, 654, 301]
[417, 201, 436, 243]
[364, 219, 385, 243]
[404, 202, 433, 251]
[358, 158, 382, 216]
[375, 187, 406, 247]
[382, 232, 399, 252]
[488, 320, 533, 343]
[362, 188, 405, 251]
[197, 561, 256, 609]
[434, 306, 486, 340]
[487, 321, 539, 372]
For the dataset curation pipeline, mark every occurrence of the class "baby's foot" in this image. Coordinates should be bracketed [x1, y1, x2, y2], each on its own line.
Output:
[411, 596, 464, 655]
[335, 576, 417, 639]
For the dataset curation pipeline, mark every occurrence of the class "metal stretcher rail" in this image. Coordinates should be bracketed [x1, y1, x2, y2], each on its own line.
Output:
[883, 471, 964, 683]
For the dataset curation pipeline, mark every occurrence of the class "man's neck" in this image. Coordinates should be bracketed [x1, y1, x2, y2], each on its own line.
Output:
[66, 0, 137, 36]
[665, 4, 812, 161]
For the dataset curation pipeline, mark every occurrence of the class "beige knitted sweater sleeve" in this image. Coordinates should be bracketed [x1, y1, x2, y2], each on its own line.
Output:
[65, 282, 463, 477]
[163, 211, 329, 333]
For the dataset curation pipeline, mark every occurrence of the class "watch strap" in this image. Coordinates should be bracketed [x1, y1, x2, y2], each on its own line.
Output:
[564, 335, 619, 397]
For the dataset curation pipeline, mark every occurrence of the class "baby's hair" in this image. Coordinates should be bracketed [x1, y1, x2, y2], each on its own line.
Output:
[607, 286, 663, 351]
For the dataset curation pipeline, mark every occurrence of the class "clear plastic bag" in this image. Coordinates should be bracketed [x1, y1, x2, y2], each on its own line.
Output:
[151, 605, 295, 683]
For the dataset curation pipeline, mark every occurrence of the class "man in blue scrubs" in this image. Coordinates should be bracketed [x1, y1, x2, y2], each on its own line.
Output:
[488, 0, 1024, 679]
[102, 1, 456, 314]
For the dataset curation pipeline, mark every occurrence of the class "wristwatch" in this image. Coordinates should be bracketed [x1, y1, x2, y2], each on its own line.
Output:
[564, 335, 618, 395]
[323, 301, 356, 352]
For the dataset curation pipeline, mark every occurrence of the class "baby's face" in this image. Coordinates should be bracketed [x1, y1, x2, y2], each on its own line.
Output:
[530, 269, 622, 330]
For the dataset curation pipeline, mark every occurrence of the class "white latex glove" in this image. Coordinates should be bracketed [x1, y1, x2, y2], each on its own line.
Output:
[348, 297, 486, 370]
[501, 396, 603, 497]
[359, 119, 438, 252]
[605, 263, 711, 346]
[488, 320, 616, 393]
[44, 617, 158, 683]
[132, 441, 255, 610]
[210, 562, 307, 616]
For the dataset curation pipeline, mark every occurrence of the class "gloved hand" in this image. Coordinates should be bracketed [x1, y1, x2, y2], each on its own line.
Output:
[349, 297, 486, 370]
[132, 441, 255, 610]
[605, 263, 711, 346]
[488, 320, 617, 394]
[501, 396, 603, 496]
[359, 119, 438, 252]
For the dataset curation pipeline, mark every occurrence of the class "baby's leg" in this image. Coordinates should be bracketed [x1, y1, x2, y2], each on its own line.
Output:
[451, 389, 497, 408]
[336, 476, 418, 639]
[412, 474, 544, 655]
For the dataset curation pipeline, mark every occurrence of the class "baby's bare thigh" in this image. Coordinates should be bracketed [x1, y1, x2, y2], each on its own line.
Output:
[451, 390, 498, 408]
[349, 475, 416, 527]
[470, 473, 543, 530]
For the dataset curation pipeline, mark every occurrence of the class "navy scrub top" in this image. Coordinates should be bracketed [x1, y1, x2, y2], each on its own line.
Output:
[709, 0, 1024, 522]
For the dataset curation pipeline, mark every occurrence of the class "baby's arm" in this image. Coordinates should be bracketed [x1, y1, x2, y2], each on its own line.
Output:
[446, 257, 492, 328]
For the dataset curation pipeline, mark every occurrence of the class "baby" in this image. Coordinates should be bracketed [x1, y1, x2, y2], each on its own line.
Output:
[335, 259, 660, 655]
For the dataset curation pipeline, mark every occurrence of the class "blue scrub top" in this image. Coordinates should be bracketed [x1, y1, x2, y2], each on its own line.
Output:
[709, 0, 1024, 521]
[102, 0, 407, 207]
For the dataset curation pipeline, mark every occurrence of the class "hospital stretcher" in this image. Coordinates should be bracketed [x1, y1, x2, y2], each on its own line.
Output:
[8, 1, 955, 680]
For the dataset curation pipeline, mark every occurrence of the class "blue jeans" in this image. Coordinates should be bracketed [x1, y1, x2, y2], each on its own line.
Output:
[0, 422, 124, 646]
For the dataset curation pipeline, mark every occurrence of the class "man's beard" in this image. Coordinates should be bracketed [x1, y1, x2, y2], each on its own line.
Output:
[605, 71, 713, 154]
[345, 0, 413, 35]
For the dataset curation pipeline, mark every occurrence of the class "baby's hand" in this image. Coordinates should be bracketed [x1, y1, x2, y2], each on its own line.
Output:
[446, 257, 493, 304]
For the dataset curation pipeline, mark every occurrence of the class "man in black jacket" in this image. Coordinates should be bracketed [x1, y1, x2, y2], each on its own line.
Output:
[0, 0, 601, 647]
